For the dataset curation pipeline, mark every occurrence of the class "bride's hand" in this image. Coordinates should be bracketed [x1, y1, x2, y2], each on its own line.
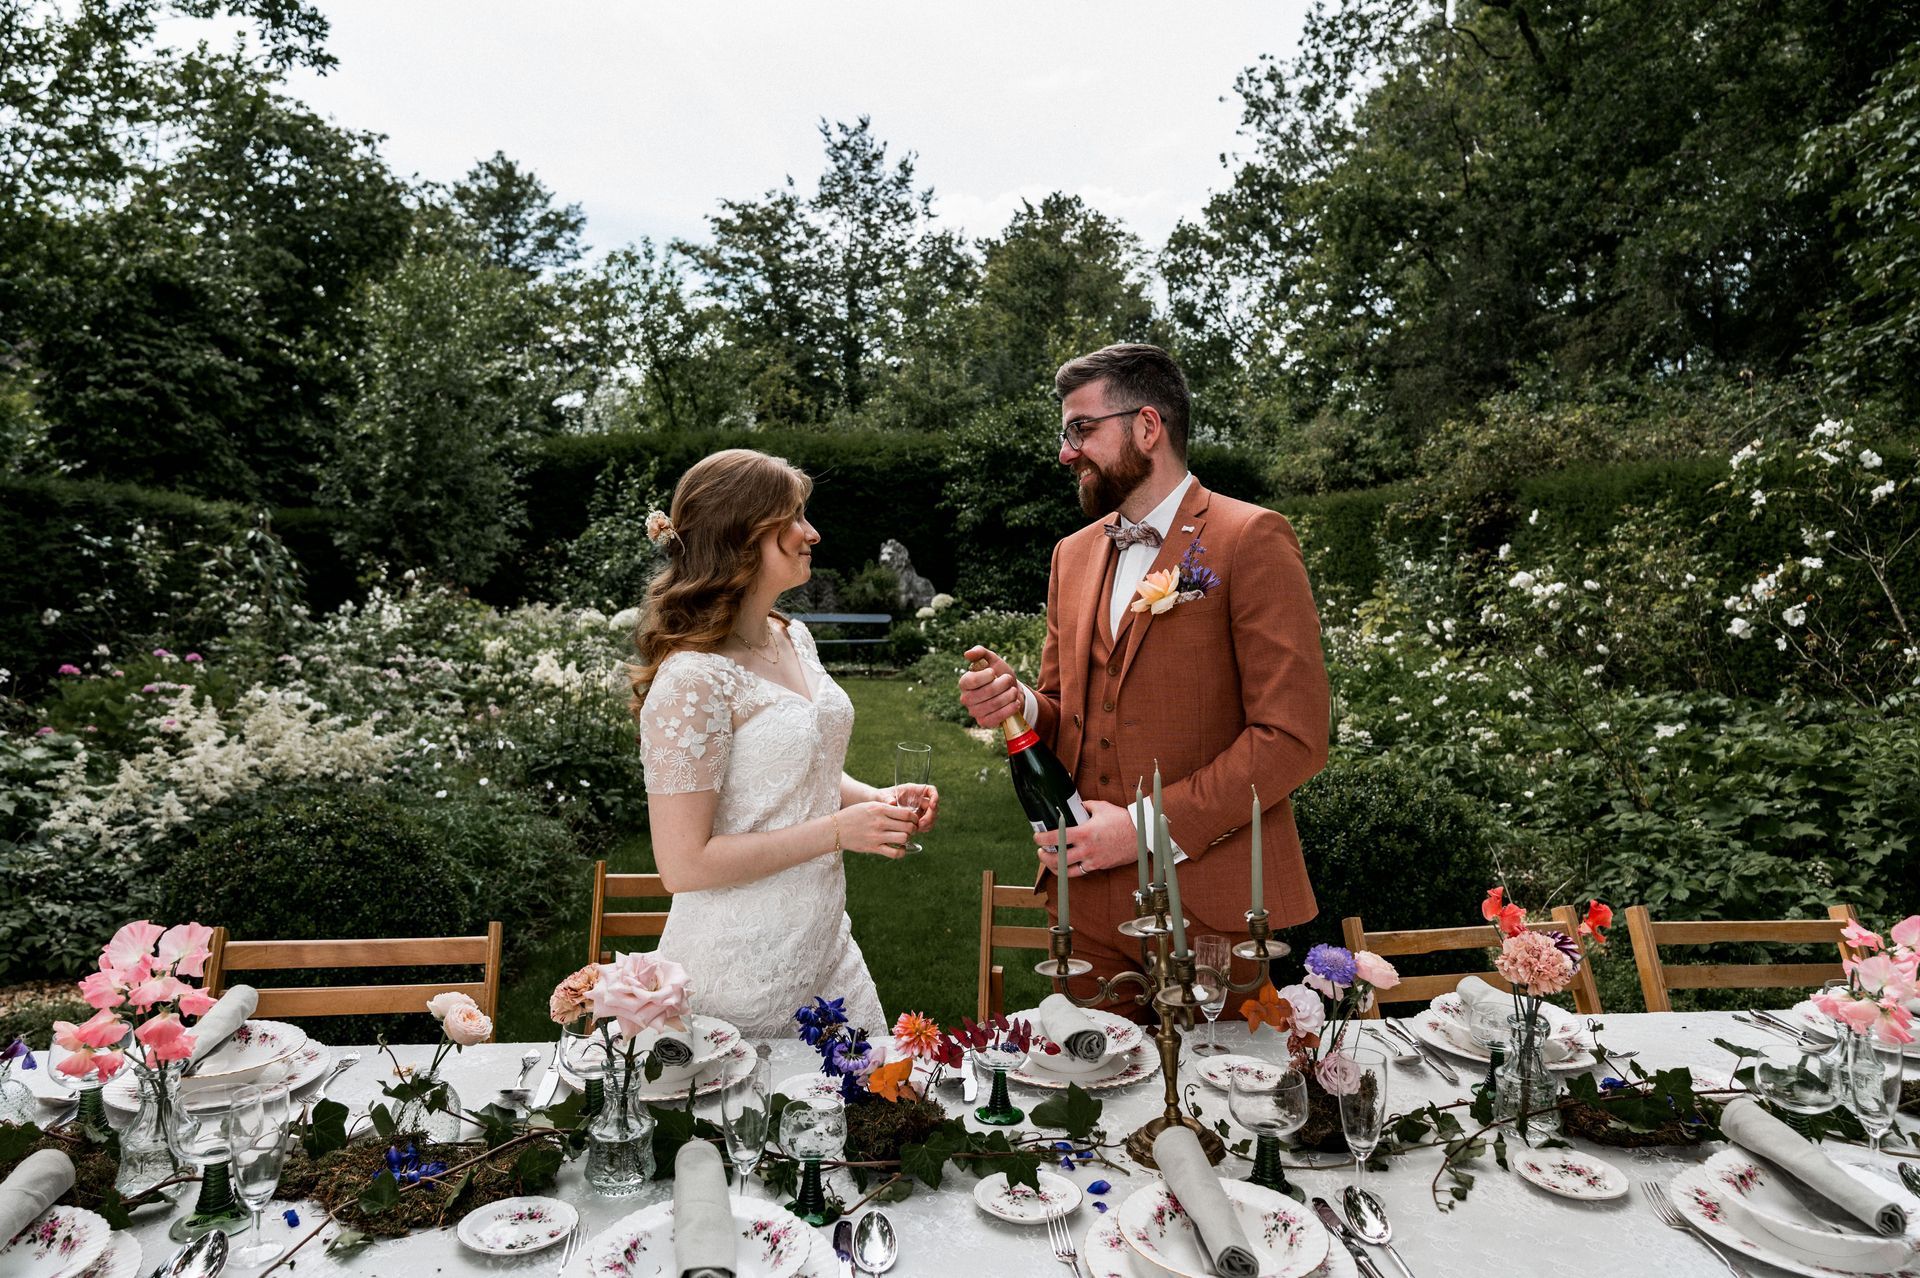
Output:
[887, 783, 940, 832]
[838, 801, 919, 858]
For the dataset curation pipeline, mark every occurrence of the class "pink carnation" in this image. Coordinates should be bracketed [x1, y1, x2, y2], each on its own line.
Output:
[1495, 930, 1574, 996]
[548, 964, 601, 1025]
[588, 951, 692, 1038]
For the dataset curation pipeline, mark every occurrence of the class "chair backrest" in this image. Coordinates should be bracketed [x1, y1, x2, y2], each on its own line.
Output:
[588, 860, 671, 965]
[1623, 904, 1858, 1012]
[1341, 906, 1604, 1016]
[977, 868, 1050, 1023]
[205, 923, 503, 1034]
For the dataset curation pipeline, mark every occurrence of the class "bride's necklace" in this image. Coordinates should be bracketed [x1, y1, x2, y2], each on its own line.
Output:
[733, 620, 781, 665]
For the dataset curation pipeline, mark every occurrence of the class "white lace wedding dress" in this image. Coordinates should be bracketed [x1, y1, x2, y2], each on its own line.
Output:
[636, 621, 887, 1039]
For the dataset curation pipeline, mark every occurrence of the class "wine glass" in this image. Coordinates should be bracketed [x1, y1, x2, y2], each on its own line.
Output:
[1229, 1062, 1308, 1192]
[1337, 1048, 1389, 1190]
[721, 1051, 772, 1195]
[224, 1083, 291, 1267]
[778, 1094, 846, 1226]
[1845, 1039, 1903, 1155]
[1194, 935, 1233, 1054]
[1753, 1043, 1840, 1114]
[893, 741, 932, 854]
[165, 1084, 241, 1241]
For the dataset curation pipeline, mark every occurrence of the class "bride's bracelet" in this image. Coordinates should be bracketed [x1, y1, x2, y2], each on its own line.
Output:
[830, 811, 842, 854]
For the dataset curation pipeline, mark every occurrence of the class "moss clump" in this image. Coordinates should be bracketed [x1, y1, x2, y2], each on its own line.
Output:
[844, 1097, 948, 1165]
[277, 1135, 563, 1238]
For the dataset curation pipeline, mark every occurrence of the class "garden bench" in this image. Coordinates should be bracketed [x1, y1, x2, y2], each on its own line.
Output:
[790, 611, 892, 672]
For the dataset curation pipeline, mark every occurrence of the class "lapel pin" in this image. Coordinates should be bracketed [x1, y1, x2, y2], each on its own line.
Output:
[1180, 524, 1196, 533]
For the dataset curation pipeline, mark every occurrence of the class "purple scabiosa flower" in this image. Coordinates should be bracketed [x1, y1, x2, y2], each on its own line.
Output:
[1303, 944, 1357, 996]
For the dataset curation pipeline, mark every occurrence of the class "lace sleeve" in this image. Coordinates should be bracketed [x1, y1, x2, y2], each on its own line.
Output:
[638, 654, 737, 794]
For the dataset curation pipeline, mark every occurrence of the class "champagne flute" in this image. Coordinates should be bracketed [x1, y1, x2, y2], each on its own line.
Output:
[893, 741, 932, 854]
[1229, 1062, 1308, 1192]
[1337, 1048, 1389, 1191]
[224, 1083, 291, 1267]
[721, 1051, 773, 1195]
[1846, 1039, 1903, 1155]
[1194, 935, 1232, 1054]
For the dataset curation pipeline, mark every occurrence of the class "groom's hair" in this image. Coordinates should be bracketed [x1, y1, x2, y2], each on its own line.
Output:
[1055, 344, 1190, 460]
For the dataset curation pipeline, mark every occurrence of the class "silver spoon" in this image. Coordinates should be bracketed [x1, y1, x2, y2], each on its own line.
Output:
[1343, 1184, 1415, 1278]
[147, 1228, 228, 1278]
[1900, 1163, 1920, 1197]
[854, 1210, 898, 1274]
[500, 1048, 543, 1110]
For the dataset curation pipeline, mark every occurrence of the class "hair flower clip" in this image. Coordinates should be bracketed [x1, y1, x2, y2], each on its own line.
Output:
[645, 510, 678, 547]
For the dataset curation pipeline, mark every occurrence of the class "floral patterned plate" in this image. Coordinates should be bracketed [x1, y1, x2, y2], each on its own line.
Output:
[1197, 1054, 1287, 1092]
[72, 1233, 138, 1278]
[1118, 1177, 1329, 1278]
[1012, 1047, 1157, 1091]
[184, 1019, 308, 1083]
[107, 1041, 331, 1111]
[585, 1199, 810, 1278]
[456, 1195, 579, 1256]
[1083, 1213, 1358, 1278]
[560, 1015, 742, 1084]
[1670, 1157, 1920, 1278]
[0, 1206, 111, 1278]
[1413, 995, 1595, 1072]
[972, 1170, 1083, 1223]
[1013, 1006, 1148, 1058]
[1513, 1150, 1628, 1200]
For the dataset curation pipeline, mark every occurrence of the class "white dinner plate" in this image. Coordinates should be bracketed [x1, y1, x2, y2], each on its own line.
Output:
[1011, 1006, 1148, 1058]
[584, 1199, 811, 1278]
[1084, 1214, 1359, 1278]
[1512, 1149, 1628, 1200]
[1698, 1149, 1919, 1274]
[1670, 1159, 1920, 1278]
[1118, 1177, 1329, 1278]
[616, 1042, 756, 1103]
[972, 1171, 1082, 1223]
[106, 1042, 331, 1111]
[1011, 1047, 1157, 1091]
[1787, 1001, 1920, 1060]
[0, 1206, 111, 1278]
[1411, 995, 1596, 1072]
[456, 1196, 578, 1256]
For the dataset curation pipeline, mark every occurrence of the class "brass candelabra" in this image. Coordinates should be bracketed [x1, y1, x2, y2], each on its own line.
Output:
[1034, 883, 1288, 1168]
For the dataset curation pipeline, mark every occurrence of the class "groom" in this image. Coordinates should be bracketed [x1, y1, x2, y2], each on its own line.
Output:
[959, 343, 1329, 1005]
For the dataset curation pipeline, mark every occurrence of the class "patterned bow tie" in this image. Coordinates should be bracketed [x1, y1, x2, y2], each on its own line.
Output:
[1105, 522, 1162, 551]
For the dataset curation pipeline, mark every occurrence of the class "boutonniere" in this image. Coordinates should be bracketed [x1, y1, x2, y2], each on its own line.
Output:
[1131, 542, 1220, 615]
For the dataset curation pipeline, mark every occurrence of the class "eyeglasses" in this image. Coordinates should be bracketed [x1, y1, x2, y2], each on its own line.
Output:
[1059, 406, 1145, 452]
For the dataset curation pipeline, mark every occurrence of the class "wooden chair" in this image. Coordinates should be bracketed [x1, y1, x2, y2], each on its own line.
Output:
[977, 869, 1051, 1023]
[1624, 904, 1860, 1013]
[587, 860, 671, 965]
[205, 923, 503, 1037]
[1341, 906, 1604, 1016]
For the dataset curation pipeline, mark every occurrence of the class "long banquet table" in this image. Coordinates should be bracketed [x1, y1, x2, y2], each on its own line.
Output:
[56, 1013, 1920, 1277]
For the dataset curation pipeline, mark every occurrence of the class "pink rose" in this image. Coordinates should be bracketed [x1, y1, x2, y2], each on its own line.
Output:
[77, 971, 124, 1011]
[588, 951, 693, 1038]
[444, 1003, 493, 1046]
[1354, 951, 1401, 991]
[178, 988, 217, 1017]
[426, 991, 477, 1022]
[1316, 1051, 1362, 1096]
[157, 922, 214, 978]
[1278, 984, 1325, 1035]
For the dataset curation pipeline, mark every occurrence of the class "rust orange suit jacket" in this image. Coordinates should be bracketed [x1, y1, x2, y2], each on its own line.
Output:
[1031, 480, 1331, 932]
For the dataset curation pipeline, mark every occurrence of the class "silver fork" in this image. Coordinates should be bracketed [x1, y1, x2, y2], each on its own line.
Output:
[1045, 1209, 1082, 1276]
[554, 1223, 588, 1275]
[1639, 1180, 1750, 1277]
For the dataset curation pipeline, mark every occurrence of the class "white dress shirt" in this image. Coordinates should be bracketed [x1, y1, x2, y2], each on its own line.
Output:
[1021, 472, 1193, 857]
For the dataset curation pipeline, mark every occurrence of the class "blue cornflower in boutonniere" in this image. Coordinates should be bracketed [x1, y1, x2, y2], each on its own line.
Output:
[1131, 542, 1219, 616]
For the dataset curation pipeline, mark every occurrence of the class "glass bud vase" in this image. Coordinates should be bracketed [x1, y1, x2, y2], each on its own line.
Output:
[114, 1069, 181, 1200]
[1493, 1013, 1560, 1146]
[396, 1077, 465, 1144]
[585, 1072, 655, 1197]
[0, 1073, 33, 1125]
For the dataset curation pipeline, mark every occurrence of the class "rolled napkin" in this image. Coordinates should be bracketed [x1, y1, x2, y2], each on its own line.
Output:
[0, 1149, 75, 1247]
[1454, 976, 1576, 1063]
[1721, 1096, 1907, 1237]
[1039, 993, 1107, 1062]
[185, 984, 258, 1073]
[673, 1140, 736, 1278]
[1153, 1126, 1259, 1278]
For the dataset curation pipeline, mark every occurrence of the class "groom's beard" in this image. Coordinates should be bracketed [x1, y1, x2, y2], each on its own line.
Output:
[1074, 436, 1153, 517]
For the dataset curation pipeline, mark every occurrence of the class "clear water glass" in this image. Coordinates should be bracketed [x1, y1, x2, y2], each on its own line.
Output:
[166, 1085, 237, 1169]
[1229, 1062, 1309, 1139]
[1846, 1039, 1903, 1154]
[779, 1094, 847, 1161]
[224, 1084, 291, 1267]
[721, 1052, 773, 1192]
[1754, 1042, 1840, 1114]
[1194, 935, 1232, 1053]
[893, 741, 932, 854]
[1337, 1048, 1390, 1188]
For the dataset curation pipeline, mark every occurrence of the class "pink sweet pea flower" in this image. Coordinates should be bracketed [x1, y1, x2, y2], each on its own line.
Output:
[61, 1009, 128, 1050]
[102, 921, 165, 979]
[157, 922, 214, 978]
[57, 663, 81, 676]
[1874, 998, 1915, 1045]
[1842, 920, 1884, 953]
[129, 974, 188, 1011]
[77, 970, 125, 1011]
[55, 1047, 99, 1078]
[135, 1012, 188, 1053]
[1851, 953, 1904, 996]
[1891, 916, 1920, 952]
[179, 988, 217, 1017]
[90, 1050, 126, 1081]
[1834, 997, 1885, 1036]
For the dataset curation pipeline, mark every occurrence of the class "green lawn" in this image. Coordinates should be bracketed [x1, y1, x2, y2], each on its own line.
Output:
[496, 677, 1053, 1041]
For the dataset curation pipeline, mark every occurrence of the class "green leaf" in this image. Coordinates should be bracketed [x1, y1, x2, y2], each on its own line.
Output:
[0, 1123, 42, 1164]
[358, 1169, 401, 1216]
[649, 1105, 699, 1175]
[1028, 1082, 1103, 1139]
[512, 1141, 564, 1192]
[369, 1103, 396, 1140]
[302, 1099, 349, 1157]
[1000, 1151, 1043, 1193]
[325, 1227, 371, 1258]
[475, 1102, 520, 1150]
[94, 1188, 134, 1231]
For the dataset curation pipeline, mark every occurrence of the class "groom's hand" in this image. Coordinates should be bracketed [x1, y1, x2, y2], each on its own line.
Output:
[958, 645, 1021, 728]
[1034, 800, 1138, 877]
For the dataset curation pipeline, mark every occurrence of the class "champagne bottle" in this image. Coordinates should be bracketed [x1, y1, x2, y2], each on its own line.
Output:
[972, 659, 1090, 833]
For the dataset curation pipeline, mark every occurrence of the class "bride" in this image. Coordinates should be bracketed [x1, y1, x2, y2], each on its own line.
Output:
[627, 448, 935, 1037]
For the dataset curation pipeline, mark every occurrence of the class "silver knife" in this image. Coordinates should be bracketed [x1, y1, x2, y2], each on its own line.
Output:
[527, 1038, 565, 1112]
[1312, 1197, 1386, 1278]
[960, 1050, 978, 1103]
[833, 1217, 857, 1278]
[1385, 1019, 1461, 1086]
[1754, 1009, 1834, 1043]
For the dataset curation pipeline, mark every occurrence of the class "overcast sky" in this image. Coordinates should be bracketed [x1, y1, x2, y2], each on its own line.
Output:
[204, 1, 1311, 259]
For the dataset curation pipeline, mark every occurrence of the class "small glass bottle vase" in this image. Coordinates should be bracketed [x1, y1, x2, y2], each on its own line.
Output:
[395, 1076, 464, 1144]
[0, 1070, 33, 1125]
[114, 1069, 181, 1200]
[585, 1072, 656, 1197]
[1493, 1013, 1560, 1146]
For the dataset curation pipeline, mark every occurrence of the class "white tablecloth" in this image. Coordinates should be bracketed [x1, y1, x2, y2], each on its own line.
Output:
[28, 1013, 1920, 1276]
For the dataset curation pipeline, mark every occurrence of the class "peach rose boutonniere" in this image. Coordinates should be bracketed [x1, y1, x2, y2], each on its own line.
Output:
[1130, 542, 1220, 616]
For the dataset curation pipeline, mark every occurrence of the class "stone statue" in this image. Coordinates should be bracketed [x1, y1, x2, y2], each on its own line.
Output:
[879, 539, 937, 612]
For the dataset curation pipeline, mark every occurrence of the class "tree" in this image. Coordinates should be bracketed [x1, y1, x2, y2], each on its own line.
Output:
[449, 150, 587, 275]
[577, 239, 743, 432]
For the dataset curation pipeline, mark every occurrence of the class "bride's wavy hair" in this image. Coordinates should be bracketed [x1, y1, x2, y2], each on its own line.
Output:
[627, 448, 813, 714]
